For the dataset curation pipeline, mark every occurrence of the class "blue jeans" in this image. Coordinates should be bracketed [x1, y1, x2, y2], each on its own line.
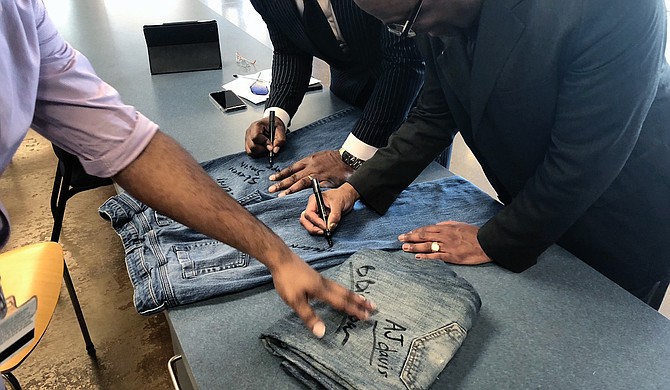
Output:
[261, 249, 481, 390]
[99, 108, 502, 314]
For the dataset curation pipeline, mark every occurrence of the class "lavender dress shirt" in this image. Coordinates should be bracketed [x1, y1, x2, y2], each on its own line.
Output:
[0, 0, 158, 246]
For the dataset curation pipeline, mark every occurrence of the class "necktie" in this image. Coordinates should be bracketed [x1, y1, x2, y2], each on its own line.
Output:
[301, 0, 349, 63]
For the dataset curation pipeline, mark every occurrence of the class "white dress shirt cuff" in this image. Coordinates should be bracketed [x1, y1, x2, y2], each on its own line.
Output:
[263, 107, 291, 128]
[341, 133, 378, 161]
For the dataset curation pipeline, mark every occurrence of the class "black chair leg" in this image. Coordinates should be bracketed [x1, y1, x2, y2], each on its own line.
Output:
[50, 164, 96, 356]
[3, 372, 22, 390]
[50, 166, 66, 243]
[63, 263, 96, 356]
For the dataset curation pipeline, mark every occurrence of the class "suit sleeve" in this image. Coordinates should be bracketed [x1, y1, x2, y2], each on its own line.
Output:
[478, 0, 667, 272]
[250, 1, 312, 120]
[349, 28, 425, 148]
[348, 37, 457, 212]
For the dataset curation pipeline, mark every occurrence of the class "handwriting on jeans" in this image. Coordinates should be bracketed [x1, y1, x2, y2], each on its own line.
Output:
[337, 265, 376, 346]
[372, 319, 407, 378]
[216, 179, 233, 195]
[228, 161, 265, 185]
[288, 243, 331, 253]
[355, 265, 375, 295]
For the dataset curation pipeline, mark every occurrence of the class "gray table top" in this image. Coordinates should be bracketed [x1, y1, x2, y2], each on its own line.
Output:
[47, 1, 670, 389]
[45, 0, 347, 162]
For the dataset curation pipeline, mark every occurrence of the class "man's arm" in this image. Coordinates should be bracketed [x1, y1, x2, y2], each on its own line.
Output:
[114, 132, 372, 336]
[30, 0, 372, 336]
[267, 28, 427, 196]
[346, 26, 425, 149]
[348, 36, 458, 212]
[250, 0, 313, 121]
[478, 0, 667, 271]
[244, 0, 313, 158]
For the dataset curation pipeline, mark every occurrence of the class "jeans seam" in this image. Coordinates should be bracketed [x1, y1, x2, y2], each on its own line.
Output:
[400, 322, 467, 390]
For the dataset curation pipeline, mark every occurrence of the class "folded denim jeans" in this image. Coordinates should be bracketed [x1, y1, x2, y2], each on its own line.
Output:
[261, 249, 481, 390]
[99, 108, 502, 314]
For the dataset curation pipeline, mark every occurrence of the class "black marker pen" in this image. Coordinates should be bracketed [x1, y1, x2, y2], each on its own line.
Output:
[268, 110, 275, 165]
[310, 176, 333, 247]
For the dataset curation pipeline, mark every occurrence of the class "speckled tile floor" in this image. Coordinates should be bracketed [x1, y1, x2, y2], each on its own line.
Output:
[0, 131, 174, 389]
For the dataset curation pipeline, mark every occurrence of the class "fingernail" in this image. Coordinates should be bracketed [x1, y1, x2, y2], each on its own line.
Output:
[360, 295, 376, 311]
[415, 254, 421, 259]
[273, 146, 279, 153]
[328, 223, 336, 230]
[317, 230, 324, 235]
[268, 185, 276, 192]
[312, 322, 326, 338]
[269, 174, 277, 180]
[402, 244, 410, 251]
[278, 191, 286, 198]
[398, 234, 405, 241]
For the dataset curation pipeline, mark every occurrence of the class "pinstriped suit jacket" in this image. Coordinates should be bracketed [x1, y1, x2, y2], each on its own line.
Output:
[250, 0, 425, 148]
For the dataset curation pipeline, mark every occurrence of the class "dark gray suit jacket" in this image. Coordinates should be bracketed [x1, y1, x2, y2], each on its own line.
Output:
[349, 0, 670, 296]
[250, 0, 424, 148]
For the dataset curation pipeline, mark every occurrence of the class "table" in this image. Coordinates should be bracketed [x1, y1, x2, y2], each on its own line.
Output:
[45, 0, 348, 162]
[47, 1, 670, 389]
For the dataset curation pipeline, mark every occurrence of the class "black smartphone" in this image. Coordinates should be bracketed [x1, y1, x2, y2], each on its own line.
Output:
[209, 90, 246, 112]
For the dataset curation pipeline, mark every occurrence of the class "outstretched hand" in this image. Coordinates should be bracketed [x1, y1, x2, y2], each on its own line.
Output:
[269, 150, 354, 196]
[245, 117, 287, 157]
[398, 221, 492, 265]
[271, 253, 374, 337]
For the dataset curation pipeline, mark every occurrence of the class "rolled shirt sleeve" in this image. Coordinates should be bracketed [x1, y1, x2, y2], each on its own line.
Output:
[29, 0, 157, 178]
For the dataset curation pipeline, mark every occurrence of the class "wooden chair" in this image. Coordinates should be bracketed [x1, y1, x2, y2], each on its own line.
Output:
[0, 243, 64, 390]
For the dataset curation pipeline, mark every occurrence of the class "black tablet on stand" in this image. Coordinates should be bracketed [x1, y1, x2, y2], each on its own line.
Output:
[143, 20, 222, 75]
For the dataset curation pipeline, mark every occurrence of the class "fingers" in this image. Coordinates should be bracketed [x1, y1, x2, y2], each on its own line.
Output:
[245, 121, 270, 157]
[268, 160, 308, 195]
[401, 241, 440, 254]
[270, 124, 287, 154]
[300, 195, 325, 234]
[288, 292, 327, 338]
[317, 277, 374, 321]
[280, 177, 314, 197]
[289, 276, 374, 338]
[414, 252, 452, 261]
[397, 221, 459, 243]
[246, 119, 288, 157]
[398, 229, 444, 244]
[322, 193, 342, 232]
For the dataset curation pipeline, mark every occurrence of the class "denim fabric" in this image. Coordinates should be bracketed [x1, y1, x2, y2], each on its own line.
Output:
[261, 249, 481, 390]
[99, 108, 502, 314]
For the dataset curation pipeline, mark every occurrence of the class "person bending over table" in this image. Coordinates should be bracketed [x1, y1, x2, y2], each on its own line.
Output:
[301, 0, 670, 309]
[244, 0, 424, 195]
[0, 0, 373, 338]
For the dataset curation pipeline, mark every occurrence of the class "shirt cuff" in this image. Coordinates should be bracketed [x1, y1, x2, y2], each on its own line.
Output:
[263, 107, 290, 128]
[341, 133, 378, 161]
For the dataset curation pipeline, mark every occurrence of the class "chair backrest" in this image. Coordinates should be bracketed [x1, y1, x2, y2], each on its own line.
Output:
[51, 144, 113, 190]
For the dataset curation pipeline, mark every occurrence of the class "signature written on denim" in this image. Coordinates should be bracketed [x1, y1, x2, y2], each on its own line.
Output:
[371, 319, 407, 378]
[216, 179, 233, 195]
[337, 264, 377, 346]
[228, 161, 265, 185]
[288, 244, 332, 253]
[335, 263, 408, 378]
